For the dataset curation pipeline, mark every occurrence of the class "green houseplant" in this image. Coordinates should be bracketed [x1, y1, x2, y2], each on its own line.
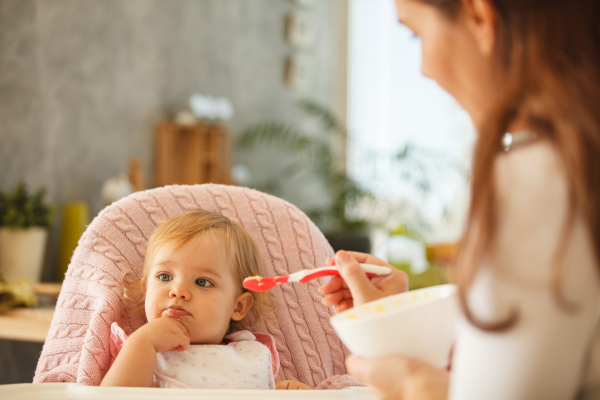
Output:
[238, 100, 463, 254]
[238, 100, 373, 252]
[0, 181, 55, 283]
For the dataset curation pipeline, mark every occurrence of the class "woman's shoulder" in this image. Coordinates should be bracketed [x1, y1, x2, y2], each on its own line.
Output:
[487, 139, 598, 293]
[492, 140, 571, 265]
[494, 139, 566, 205]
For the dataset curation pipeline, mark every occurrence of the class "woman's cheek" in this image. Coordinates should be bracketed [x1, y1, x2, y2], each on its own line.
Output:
[421, 42, 442, 83]
[424, 42, 461, 104]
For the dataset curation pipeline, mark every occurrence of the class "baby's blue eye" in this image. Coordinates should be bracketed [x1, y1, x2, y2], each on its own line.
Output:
[158, 273, 172, 282]
[196, 278, 213, 287]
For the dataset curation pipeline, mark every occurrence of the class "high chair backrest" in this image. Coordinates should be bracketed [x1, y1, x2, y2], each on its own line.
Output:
[34, 184, 363, 389]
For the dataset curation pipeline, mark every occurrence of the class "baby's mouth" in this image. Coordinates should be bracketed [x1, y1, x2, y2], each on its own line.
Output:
[164, 305, 191, 317]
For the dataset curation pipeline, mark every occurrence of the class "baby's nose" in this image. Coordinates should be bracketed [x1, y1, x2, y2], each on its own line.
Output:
[169, 283, 191, 299]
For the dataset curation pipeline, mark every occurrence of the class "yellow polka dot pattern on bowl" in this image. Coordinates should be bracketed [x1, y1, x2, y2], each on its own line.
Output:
[336, 288, 442, 321]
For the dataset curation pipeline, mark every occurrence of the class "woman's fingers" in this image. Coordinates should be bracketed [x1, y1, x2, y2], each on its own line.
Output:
[321, 288, 352, 306]
[320, 252, 393, 295]
[319, 275, 346, 295]
[336, 250, 380, 305]
[320, 251, 407, 310]
[344, 251, 392, 267]
[336, 299, 354, 312]
[346, 355, 404, 400]
[345, 355, 375, 386]
[346, 355, 448, 400]
[346, 355, 408, 400]
[372, 269, 409, 295]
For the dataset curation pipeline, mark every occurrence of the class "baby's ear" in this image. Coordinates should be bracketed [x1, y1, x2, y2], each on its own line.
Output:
[231, 292, 254, 321]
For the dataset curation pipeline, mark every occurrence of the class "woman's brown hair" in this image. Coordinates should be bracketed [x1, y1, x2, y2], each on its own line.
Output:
[124, 209, 272, 332]
[421, 0, 600, 329]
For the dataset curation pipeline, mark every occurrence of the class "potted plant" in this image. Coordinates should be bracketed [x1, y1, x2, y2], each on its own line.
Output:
[237, 100, 373, 252]
[0, 181, 55, 284]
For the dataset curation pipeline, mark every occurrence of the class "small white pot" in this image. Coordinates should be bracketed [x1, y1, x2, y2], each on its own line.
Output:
[0, 227, 48, 284]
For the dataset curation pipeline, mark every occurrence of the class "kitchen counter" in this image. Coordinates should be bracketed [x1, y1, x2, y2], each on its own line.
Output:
[0, 307, 54, 342]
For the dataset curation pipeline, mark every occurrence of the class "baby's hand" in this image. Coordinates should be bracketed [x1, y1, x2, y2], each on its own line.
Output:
[131, 316, 190, 353]
[276, 380, 312, 390]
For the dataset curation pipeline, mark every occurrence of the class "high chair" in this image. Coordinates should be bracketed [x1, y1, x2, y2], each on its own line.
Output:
[33, 184, 364, 389]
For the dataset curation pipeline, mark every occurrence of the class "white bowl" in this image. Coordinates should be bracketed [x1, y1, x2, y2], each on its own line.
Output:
[330, 284, 459, 368]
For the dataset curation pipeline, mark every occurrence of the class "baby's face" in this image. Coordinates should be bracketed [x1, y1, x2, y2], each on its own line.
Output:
[145, 233, 241, 344]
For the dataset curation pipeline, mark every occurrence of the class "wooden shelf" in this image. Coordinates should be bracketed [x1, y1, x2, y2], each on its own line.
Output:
[0, 307, 54, 343]
[33, 283, 62, 296]
[154, 121, 233, 187]
[0, 283, 59, 343]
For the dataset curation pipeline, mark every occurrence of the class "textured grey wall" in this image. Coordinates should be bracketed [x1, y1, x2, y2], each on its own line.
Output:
[0, 0, 337, 281]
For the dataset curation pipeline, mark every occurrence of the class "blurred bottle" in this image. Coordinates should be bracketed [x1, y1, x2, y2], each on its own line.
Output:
[58, 202, 89, 280]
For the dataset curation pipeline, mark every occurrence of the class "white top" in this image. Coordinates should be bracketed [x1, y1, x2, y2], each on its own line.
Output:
[449, 141, 600, 400]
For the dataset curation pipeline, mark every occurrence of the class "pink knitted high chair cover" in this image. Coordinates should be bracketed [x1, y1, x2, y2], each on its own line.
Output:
[34, 184, 363, 389]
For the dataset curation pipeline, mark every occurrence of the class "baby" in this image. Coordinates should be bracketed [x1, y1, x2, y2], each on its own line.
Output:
[101, 209, 310, 390]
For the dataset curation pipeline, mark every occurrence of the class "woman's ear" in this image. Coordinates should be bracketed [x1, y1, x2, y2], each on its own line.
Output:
[231, 292, 254, 321]
[463, 0, 497, 56]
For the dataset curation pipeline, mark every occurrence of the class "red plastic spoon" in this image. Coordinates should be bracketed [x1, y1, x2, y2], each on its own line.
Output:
[242, 263, 392, 292]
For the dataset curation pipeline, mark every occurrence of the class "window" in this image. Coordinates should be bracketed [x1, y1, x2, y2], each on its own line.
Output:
[347, 0, 475, 244]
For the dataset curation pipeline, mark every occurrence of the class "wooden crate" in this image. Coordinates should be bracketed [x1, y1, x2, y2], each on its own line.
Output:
[154, 121, 232, 187]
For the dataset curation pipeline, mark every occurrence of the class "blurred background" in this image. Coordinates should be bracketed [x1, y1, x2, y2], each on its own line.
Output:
[0, 0, 474, 384]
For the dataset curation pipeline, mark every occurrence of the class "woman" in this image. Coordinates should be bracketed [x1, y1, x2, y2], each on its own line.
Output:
[320, 0, 600, 399]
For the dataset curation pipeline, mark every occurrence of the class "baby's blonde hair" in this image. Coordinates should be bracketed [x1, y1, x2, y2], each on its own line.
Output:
[124, 209, 271, 332]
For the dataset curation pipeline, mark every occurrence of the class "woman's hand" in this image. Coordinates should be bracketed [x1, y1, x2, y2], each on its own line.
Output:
[319, 250, 408, 312]
[346, 354, 448, 400]
[275, 380, 312, 390]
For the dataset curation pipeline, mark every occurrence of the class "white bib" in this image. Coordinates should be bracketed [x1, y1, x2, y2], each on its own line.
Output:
[109, 323, 278, 390]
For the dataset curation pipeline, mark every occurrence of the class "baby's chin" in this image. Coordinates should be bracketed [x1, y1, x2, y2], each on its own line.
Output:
[190, 339, 227, 345]
[189, 334, 228, 345]
[189, 328, 230, 345]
